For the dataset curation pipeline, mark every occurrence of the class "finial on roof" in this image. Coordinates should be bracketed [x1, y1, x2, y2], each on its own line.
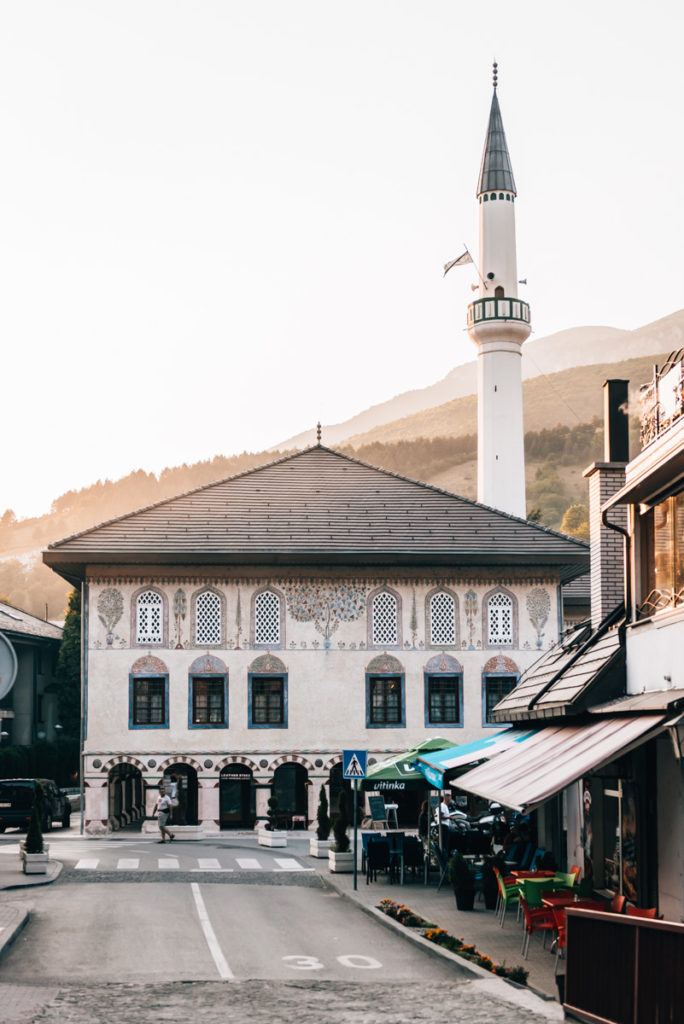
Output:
[492, 60, 498, 90]
[316, 422, 322, 445]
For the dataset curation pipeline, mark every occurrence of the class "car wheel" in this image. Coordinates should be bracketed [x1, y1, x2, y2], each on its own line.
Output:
[0, 826, 5, 833]
[44, 814, 53, 833]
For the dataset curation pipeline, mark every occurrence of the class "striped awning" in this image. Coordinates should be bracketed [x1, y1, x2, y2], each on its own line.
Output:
[413, 728, 536, 789]
[453, 715, 666, 812]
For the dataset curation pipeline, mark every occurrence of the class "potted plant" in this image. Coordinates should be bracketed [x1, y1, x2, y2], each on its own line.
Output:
[449, 851, 475, 911]
[329, 791, 354, 873]
[309, 785, 332, 857]
[258, 794, 287, 847]
[23, 782, 50, 874]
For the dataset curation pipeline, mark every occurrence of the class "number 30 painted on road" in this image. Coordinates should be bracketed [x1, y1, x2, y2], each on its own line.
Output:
[282, 955, 381, 970]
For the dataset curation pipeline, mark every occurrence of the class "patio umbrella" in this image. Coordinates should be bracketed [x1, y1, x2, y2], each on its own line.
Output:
[363, 737, 452, 791]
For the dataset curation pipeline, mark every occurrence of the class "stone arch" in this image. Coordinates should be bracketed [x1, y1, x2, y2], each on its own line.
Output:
[189, 653, 227, 675]
[483, 654, 520, 674]
[214, 754, 260, 774]
[100, 754, 149, 774]
[191, 585, 226, 647]
[269, 753, 315, 772]
[483, 585, 518, 649]
[424, 652, 463, 674]
[130, 655, 169, 675]
[425, 586, 460, 649]
[131, 585, 169, 648]
[322, 753, 344, 773]
[251, 583, 286, 649]
[367, 584, 402, 650]
[365, 652, 405, 674]
[156, 754, 204, 774]
[248, 653, 287, 674]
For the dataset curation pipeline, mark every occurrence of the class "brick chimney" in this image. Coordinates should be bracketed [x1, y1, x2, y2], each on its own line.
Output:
[583, 380, 629, 628]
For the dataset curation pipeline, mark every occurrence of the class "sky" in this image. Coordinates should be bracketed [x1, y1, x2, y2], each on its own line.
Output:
[1, 1, 683, 519]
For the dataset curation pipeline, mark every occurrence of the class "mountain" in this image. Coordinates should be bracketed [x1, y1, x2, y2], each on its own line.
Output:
[276, 310, 684, 449]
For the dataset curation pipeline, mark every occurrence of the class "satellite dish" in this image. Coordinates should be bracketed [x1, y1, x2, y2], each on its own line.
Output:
[0, 632, 18, 700]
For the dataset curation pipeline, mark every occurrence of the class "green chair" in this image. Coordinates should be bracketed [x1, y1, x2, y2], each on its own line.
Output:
[494, 867, 520, 926]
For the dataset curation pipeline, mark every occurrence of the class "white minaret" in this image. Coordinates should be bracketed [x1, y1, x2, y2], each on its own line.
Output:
[467, 63, 531, 519]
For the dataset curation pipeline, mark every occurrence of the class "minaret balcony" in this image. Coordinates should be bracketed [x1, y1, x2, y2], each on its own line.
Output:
[467, 296, 531, 327]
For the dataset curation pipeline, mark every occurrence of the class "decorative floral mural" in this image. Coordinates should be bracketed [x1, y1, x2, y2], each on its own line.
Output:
[284, 582, 366, 641]
[526, 587, 551, 648]
[464, 589, 478, 649]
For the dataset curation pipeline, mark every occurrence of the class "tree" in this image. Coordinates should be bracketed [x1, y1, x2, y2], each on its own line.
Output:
[332, 791, 350, 853]
[56, 589, 81, 739]
[316, 785, 331, 841]
[561, 504, 590, 542]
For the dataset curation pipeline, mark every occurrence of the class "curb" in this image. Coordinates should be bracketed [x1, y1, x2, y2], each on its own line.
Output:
[321, 873, 563, 1022]
[0, 860, 63, 891]
[0, 904, 29, 962]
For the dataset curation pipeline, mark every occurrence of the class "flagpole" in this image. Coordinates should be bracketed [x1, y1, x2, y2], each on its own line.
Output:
[464, 243, 488, 291]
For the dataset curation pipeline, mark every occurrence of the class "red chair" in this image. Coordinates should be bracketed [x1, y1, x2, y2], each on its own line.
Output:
[626, 905, 657, 918]
[520, 894, 556, 959]
[610, 893, 626, 914]
[569, 864, 581, 885]
[551, 907, 566, 975]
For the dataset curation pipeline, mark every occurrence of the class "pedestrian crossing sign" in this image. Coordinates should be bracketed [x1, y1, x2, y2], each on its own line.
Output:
[342, 749, 367, 779]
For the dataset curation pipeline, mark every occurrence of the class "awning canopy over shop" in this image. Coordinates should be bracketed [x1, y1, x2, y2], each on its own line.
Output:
[452, 715, 666, 813]
[363, 737, 453, 791]
[412, 728, 535, 790]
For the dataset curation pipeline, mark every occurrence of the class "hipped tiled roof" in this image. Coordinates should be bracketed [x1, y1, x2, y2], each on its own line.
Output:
[0, 602, 63, 642]
[44, 446, 588, 584]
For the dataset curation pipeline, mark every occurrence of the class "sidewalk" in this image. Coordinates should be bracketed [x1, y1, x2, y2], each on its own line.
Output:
[0, 854, 63, 961]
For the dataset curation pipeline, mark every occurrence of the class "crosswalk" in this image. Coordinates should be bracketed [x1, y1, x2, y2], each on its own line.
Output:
[73, 855, 313, 873]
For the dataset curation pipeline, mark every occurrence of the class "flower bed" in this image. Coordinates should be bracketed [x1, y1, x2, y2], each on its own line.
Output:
[379, 901, 529, 986]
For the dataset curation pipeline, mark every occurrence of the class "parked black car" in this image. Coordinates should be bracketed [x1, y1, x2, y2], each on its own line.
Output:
[0, 778, 71, 832]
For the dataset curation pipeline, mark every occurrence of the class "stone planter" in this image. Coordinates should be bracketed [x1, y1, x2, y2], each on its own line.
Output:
[258, 828, 287, 848]
[168, 825, 204, 841]
[454, 887, 475, 911]
[23, 851, 50, 874]
[309, 837, 333, 858]
[329, 848, 355, 873]
[19, 841, 49, 861]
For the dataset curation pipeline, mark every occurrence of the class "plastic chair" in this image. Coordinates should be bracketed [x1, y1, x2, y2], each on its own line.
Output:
[610, 892, 626, 914]
[551, 907, 566, 975]
[494, 866, 520, 926]
[626, 905, 657, 918]
[520, 894, 556, 959]
[401, 836, 424, 881]
[569, 864, 581, 884]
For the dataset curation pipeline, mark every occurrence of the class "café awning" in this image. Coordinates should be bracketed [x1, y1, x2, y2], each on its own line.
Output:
[413, 728, 536, 789]
[363, 737, 453, 791]
[453, 714, 666, 813]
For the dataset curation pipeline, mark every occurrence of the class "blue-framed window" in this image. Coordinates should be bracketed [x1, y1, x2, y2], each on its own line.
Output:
[424, 673, 463, 727]
[482, 673, 518, 726]
[366, 673, 405, 728]
[129, 674, 168, 729]
[189, 674, 228, 728]
[248, 674, 288, 728]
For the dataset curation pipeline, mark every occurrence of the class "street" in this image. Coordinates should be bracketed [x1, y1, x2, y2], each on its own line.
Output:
[0, 832, 559, 1023]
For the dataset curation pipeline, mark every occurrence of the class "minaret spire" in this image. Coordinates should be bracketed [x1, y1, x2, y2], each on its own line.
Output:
[466, 66, 531, 519]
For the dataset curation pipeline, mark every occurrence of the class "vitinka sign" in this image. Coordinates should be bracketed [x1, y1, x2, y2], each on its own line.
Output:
[374, 781, 406, 791]
[0, 633, 18, 701]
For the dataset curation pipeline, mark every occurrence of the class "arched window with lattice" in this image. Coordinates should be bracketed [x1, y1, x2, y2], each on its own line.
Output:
[368, 587, 402, 649]
[426, 588, 459, 648]
[135, 589, 165, 646]
[484, 587, 518, 648]
[193, 588, 223, 646]
[252, 588, 284, 648]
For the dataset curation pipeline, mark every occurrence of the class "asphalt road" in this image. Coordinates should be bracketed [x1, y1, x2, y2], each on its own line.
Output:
[0, 832, 559, 1023]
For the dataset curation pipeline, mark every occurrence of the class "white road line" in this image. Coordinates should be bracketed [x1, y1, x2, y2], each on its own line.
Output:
[191, 882, 234, 981]
[117, 859, 139, 870]
[159, 858, 179, 870]
[274, 858, 312, 872]
[235, 857, 260, 870]
[197, 858, 222, 870]
[74, 859, 99, 870]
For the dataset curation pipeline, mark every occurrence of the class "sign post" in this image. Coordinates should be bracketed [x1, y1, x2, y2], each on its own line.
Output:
[343, 749, 367, 891]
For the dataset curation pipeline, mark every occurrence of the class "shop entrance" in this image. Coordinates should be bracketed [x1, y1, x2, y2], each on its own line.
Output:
[108, 764, 144, 828]
[273, 763, 309, 828]
[220, 764, 256, 829]
[164, 764, 198, 825]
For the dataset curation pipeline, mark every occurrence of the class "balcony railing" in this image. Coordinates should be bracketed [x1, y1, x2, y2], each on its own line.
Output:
[639, 350, 684, 448]
[466, 296, 531, 327]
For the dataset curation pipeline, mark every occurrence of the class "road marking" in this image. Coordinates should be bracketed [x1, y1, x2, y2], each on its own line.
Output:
[197, 858, 222, 870]
[191, 882, 234, 981]
[274, 858, 314, 872]
[117, 859, 139, 870]
[282, 955, 324, 970]
[235, 857, 260, 870]
[74, 859, 99, 870]
[336, 954, 382, 969]
[159, 858, 179, 870]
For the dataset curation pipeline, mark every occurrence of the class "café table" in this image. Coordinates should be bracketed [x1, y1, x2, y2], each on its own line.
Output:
[542, 893, 606, 910]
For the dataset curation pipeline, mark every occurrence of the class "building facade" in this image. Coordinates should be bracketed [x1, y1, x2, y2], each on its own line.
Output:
[43, 446, 587, 833]
[0, 602, 63, 747]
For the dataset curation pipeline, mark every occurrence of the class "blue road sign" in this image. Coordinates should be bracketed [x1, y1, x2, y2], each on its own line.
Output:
[342, 749, 367, 779]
